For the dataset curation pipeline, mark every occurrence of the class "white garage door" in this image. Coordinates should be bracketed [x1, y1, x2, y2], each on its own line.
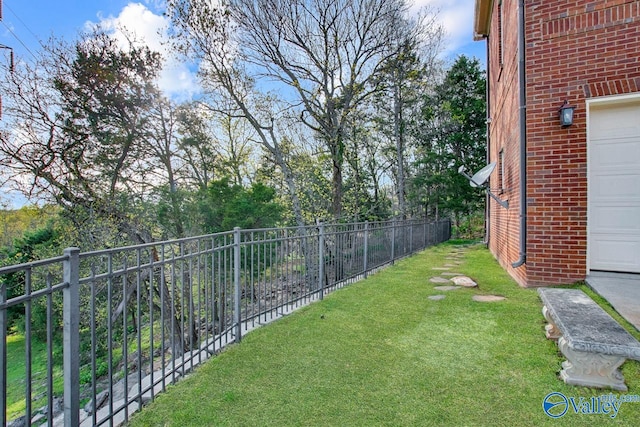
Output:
[588, 97, 640, 273]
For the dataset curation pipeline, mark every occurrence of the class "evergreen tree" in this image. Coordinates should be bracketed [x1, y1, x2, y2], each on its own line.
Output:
[411, 55, 487, 227]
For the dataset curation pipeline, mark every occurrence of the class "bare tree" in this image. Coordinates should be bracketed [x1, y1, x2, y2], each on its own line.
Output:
[229, 0, 420, 219]
[167, 0, 430, 220]
[168, 0, 306, 227]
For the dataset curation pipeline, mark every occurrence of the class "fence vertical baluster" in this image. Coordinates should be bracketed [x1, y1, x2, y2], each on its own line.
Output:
[149, 249, 155, 401]
[318, 223, 325, 300]
[411, 221, 415, 251]
[46, 273, 54, 426]
[363, 222, 369, 279]
[250, 232, 255, 327]
[210, 239, 217, 350]
[63, 247, 80, 427]
[160, 244, 167, 391]
[423, 221, 427, 249]
[234, 228, 242, 343]
[187, 243, 194, 373]
[197, 240, 203, 365]
[122, 256, 129, 422]
[89, 266, 97, 425]
[390, 221, 396, 264]
[24, 268, 32, 425]
[0, 278, 6, 426]
[136, 248, 143, 407]
[170, 245, 177, 382]
[179, 242, 185, 378]
[107, 253, 114, 421]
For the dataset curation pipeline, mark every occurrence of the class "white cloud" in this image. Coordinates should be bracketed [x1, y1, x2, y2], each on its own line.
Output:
[86, 2, 200, 101]
[412, 0, 477, 57]
[82, 1, 478, 100]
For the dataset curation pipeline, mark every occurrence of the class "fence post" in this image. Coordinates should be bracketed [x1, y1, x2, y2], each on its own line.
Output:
[390, 220, 396, 264]
[318, 223, 325, 300]
[234, 228, 242, 343]
[363, 221, 369, 279]
[63, 247, 80, 427]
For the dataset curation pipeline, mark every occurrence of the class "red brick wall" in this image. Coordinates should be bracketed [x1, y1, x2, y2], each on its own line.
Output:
[487, 0, 528, 286]
[486, 0, 640, 286]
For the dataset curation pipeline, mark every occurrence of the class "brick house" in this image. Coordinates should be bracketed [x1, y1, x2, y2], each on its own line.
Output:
[473, 0, 640, 287]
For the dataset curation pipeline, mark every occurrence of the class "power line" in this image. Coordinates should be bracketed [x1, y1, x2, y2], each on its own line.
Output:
[0, 0, 14, 120]
[1, 21, 37, 60]
[1, 0, 40, 61]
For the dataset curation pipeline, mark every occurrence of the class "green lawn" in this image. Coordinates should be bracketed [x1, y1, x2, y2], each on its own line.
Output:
[6, 334, 64, 421]
[128, 242, 640, 426]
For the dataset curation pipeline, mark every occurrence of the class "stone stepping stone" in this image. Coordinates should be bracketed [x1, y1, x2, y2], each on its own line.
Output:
[434, 285, 461, 291]
[428, 295, 446, 301]
[450, 276, 478, 288]
[443, 264, 457, 267]
[432, 267, 450, 271]
[430, 277, 450, 284]
[441, 272, 464, 276]
[472, 295, 506, 302]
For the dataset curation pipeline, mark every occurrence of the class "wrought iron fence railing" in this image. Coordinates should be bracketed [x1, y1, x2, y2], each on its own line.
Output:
[0, 218, 450, 426]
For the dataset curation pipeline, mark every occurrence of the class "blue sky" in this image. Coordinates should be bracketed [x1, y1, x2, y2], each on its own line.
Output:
[0, 0, 485, 208]
[1, 0, 486, 73]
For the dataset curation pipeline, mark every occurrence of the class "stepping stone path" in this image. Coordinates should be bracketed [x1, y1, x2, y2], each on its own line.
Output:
[450, 276, 478, 288]
[434, 285, 461, 291]
[426, 246, 507, 303]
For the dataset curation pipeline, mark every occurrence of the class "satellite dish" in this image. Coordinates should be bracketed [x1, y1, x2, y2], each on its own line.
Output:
[469, 162, 496, 188]
[457, 161, 509, 209]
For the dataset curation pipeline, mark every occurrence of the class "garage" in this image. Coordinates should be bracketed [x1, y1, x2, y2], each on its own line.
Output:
[588, 95, 640, 273]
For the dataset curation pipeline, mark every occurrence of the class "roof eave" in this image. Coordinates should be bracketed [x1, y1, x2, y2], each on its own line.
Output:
[474, 0, 495, 40]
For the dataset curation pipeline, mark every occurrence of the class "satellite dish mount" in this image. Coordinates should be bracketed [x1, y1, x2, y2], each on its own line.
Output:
[458, 162, 509, 209]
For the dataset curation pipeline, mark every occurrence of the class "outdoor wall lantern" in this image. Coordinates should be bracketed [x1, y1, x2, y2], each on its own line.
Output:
[559, 100, 575, 127]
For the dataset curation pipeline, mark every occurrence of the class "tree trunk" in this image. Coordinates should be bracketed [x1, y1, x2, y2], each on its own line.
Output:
[394, 78, 407, 219]
[331, 156, 343, 220]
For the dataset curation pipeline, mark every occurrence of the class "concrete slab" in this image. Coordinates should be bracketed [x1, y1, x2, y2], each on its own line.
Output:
[472, 295, 506, 302]
[586, 272, 640, 331]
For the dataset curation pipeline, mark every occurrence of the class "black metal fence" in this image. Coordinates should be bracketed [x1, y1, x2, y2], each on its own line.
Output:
[0, 218, 450, 426]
